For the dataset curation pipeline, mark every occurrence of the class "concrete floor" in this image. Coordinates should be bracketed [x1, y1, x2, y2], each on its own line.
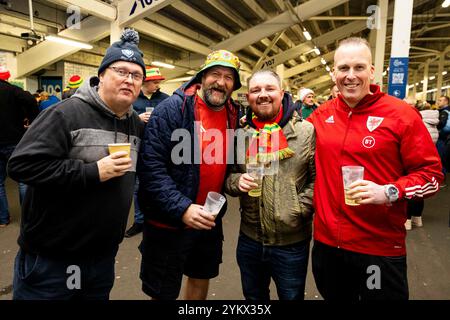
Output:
[1, 177, 449, 300]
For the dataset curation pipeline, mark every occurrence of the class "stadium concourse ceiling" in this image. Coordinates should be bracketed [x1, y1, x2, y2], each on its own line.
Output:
[0, 0, 449, 95]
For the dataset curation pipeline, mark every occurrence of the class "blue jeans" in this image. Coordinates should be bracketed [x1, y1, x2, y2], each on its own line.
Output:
[13, 248, 117, 300]
[0, 144, 27, 224]
[236, 233, 310, 300]
[133, 177, 143, 224]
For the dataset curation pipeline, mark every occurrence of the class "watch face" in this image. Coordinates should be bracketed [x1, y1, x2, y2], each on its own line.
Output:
[388, 186, 397, 195]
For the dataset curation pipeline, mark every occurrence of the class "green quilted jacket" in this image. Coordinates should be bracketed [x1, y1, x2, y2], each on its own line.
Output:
[225, 113, 315, 246]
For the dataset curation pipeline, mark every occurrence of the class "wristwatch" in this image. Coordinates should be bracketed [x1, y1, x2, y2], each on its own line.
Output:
[384, 184, 399, 204]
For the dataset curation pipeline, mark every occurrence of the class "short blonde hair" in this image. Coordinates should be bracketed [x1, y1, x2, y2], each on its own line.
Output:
[247, 70, 281, 89]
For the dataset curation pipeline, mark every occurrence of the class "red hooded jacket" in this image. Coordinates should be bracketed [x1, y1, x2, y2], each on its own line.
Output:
[308, 85, 443, 256]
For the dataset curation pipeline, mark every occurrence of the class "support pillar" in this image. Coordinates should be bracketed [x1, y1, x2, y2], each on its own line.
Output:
[387, 0, 413, 99]
[110, 0, 121, 44]
[373, 0, 388, 88]
[436, 52, 445, 99]
[422, 60, 429, 101]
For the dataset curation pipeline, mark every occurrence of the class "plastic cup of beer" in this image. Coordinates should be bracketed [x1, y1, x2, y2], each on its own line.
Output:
[145, 107, 154, 115]
[246, 162, 264, 197]
[108, 143, 131, 158]
[342, 166, 364, 206]
[203, 191, 226, 218]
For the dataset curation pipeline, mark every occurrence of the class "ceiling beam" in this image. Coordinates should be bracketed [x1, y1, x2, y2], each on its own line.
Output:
[303, 74, 333, 88]
[413, 37, 450, 41]
[16, 16, 109, 77]
[259, 20, 366, 70]
[170, 2, 231, 38]
[148, 13, 215, 46]
[213, 0, 349, 52]
[117, 0, 176, 27]
[292, 69, 328, 85]
[284, 51, 335, 79]
[132, 20, 211, 56]
[205, 0, 249, 30]
[410, 46, 440, 54]
[242, 0, 268, 21]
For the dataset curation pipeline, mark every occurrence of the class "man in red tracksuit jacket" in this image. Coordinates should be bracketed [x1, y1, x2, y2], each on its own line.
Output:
[308, 37, 443, 300]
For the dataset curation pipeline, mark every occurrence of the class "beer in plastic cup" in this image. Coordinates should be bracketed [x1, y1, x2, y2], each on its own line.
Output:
[342, 166, 364, 206]
[246, 163, 264, 197]
[145, 107, 154, 114]
[108, 143, 131, 158]
[203, 191, 226, 218]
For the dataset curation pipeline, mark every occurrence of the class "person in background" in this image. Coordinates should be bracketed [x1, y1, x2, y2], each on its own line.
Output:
[62, 75, 84, 100]
[403, 98, 440, 230]
[436, 95, 450, 187]
[0, 67, 39, 227]
[8, 29, 145, 300]
[328, 85, 340, 100]
[316, 96, 326, 107]
[308, 37, 443, 300]
[125, 66, 170, 238]
[38, 91, 60, 111]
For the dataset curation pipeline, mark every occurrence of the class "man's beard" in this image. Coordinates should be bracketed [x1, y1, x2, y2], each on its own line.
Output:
[203, 84, 230, 109]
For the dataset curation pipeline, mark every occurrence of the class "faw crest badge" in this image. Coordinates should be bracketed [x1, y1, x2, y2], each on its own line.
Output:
[121, 49, 134, 58]
[366, 116, 384, 132]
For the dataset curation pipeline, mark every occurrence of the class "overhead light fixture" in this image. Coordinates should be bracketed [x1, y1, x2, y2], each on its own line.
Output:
[152, 61, 175, 69]
[442, 0, 450, 8]
[415, 82, 419, 85]
[46, 35, 93, 49]
[313, 47, 320, 55]
[303, 29, 312, 41]
[443, 71, 448, 75]
[429, 76, 435, 80]
[325, 66, 331, 72]
[321, 58, 327, 65]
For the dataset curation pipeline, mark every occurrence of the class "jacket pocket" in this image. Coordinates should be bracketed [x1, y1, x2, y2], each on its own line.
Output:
[17, 249, 42, 284]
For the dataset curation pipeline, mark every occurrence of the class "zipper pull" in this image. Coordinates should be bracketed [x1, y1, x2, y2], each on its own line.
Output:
[348, 111, 352, 118]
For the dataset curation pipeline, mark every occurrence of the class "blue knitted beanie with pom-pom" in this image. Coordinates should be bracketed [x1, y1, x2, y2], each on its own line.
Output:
[98, 28, 146, 77]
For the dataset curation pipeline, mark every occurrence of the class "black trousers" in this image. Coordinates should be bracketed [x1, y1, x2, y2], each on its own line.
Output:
[407, 199, 424, 219]
[312, 241, 409, 301]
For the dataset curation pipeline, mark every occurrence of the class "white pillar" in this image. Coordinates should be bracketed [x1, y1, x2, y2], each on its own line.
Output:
[373, 0, 388, 87]
[276, 64, 289, 91]
[422, 60, 429, 101]
[390, 0, 413, 57]
[436, 52, 445, 99]
[412, 71, 417, 98]
[110, 0, 121, 44]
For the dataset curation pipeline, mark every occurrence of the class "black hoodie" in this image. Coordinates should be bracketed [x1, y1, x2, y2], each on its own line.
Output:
[7, 77, 144, 260]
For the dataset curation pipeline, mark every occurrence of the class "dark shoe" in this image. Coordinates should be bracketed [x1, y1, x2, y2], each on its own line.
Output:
[125, 223, 143, 238]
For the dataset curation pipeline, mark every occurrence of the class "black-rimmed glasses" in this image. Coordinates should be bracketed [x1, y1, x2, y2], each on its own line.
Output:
[108, 66, 144, 82]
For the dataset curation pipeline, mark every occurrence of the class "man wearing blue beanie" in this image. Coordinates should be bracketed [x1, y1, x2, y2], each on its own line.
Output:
[8, 29, 145, 300]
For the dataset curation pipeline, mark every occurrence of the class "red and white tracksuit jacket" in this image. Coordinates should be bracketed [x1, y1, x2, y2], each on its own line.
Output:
[308, 85, 443, 256]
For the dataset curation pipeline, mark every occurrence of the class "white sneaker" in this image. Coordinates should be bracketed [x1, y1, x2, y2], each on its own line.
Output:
[411, 216, 423, 227]
[405, 219, 412, 231]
